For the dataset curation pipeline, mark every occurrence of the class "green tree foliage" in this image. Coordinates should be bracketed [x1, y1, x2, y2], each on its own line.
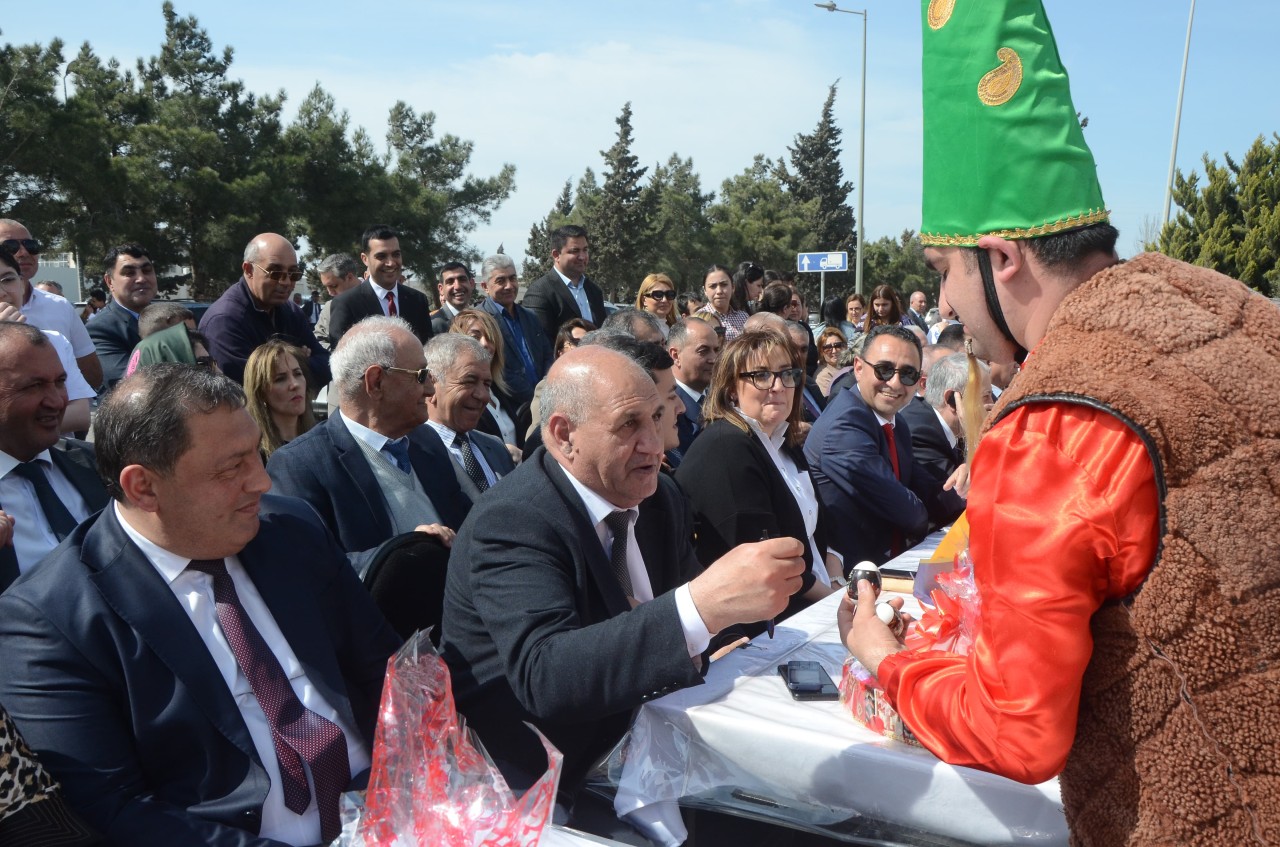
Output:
[645, 154, 714, 290]
[861, 230, 932, 305]
[522, 179, 572, 282]
[1159, 134, 1280, 296]
[708, 156, 816, 281]
[589, 103, 656, 300]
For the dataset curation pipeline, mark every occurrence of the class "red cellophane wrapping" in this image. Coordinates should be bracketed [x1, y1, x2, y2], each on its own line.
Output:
[345, 632, 562, 846]
[840, 551, 980, 744]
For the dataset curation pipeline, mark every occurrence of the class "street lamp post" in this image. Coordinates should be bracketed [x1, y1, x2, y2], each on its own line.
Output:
[815, 1, 867, 296]
[1162, 0, 1196, 227]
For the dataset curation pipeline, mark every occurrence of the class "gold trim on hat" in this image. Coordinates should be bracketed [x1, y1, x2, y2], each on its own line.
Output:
[978, 47, 1023, 106]
[920, 209, 1112, 247]
[927, 0, 955, 30]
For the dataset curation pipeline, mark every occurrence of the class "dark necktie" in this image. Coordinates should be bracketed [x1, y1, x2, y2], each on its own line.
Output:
[452, 433, 489, 492]
[384, 290, 397, 317]
[381, 437, 412, 475]
[954, 437, 968, 467]
[187, 558, 349, 843]
[11, 461, 77, 541]
[881, 424, 904, 557]
[603, 510, 634, 598]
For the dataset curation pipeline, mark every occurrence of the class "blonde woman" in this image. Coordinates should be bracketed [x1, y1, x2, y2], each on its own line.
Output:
[244, 339, 316, 460]
[635, 273, 677, 337]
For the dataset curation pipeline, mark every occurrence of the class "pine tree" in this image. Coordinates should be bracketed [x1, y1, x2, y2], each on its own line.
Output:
[709, 156, 816, 276]
[523, 179, 572, 282]
[590, 103, 657, 301]
[646, 154, 714, 289]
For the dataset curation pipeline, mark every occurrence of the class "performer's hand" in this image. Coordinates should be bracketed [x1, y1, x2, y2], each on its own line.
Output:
[0, 510, 14, 547]
[838, 579, 906, 678]
[943, 462, 970, 498]
[414, 523, 456, 549]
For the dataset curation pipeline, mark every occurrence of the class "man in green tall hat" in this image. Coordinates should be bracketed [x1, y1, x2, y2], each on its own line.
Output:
[841, 2, 1280, 844]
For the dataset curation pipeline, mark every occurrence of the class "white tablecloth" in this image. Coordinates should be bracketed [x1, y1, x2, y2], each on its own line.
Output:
[614, 535, 1068, 846]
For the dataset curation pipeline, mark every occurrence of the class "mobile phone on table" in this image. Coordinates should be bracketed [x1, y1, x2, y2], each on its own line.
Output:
[777, 661, 839, 701]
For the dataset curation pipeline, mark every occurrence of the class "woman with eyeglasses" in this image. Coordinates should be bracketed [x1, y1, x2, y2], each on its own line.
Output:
[449, 308, 525, 450]
[635, 273, 677, 337]
[814, 326, 849, 397]
[675, 328, 841, 635]
[243, 339, 316, 461]
[552, 317, 595, 360]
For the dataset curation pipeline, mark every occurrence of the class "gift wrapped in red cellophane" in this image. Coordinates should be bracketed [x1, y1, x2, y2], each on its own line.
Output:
[341, 631, 562, 846]
[906, 550, 980, 655]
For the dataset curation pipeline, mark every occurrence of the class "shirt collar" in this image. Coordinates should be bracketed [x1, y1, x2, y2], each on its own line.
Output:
[674, 379, 704, 401]
[338, 409, 396, 453]
[368, 277, 397, 298]
[425, 419, 461, 447]
[738, 409, 789, 449]
[554, 460, 635, 526]
[113, 501, 192, 586]
[553, 266, 583, 288]
[931, 404, 959, 448]
[0, 448, 53, 480]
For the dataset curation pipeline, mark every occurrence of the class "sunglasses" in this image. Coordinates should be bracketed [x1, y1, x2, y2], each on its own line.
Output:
[385, 366, 432, 384]
[644, 290, 676, 301]
[712, 326, 726, 337]
[194, 355, 217, 370]
[861, 358, 921, 386]
[821, 342, 847, 352]
[0, 238, 41, 255]
[739, 367, 803, 391]
[251, 263, 305, 283]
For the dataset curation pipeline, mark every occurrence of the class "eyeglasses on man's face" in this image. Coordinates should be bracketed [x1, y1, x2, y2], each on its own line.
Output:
[738, 367, 803, 391]
[0, 238, 41, 255]
[252, 263, 304, 284]
[384, 365, 432, 384]
[860, 358, 921, 387]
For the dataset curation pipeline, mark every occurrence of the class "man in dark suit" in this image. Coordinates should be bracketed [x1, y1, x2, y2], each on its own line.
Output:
[328, 225, 434, 348]
[87, 243, 157, 391]
[0, 363, 400, 845]
[423, 333, 516, 500]
[906, 290, 930, 333]
[667, 317, 720, 457]
[0, 324, 109, 590]
[440, 346, 806, 811]
[478, 253, 554, 410]
[805, 325, 933, 566]
[268, 315, 469, 575]
[430, 261, 474, 335]
[521, 224, 607, 345]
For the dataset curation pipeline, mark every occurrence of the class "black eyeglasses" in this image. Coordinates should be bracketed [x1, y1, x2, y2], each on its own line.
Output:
[251, 263, 305, 283]
[860, 358, 921, 386]
[385, 365, 432, 384]
[0, 238, 41, 255]
[821, 342, 847, 352]
[194, 355, 217, 370]
[739, 367, 803, 391]
[644, 290, 676, 301]
[712, 326, 726, 337]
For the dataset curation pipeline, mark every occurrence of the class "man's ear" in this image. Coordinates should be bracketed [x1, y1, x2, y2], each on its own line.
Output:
[119, 464, 161, 513]
[976, 234, 1024, 285]
[362, 364, 384, 398]
[545, 412, 575, 459]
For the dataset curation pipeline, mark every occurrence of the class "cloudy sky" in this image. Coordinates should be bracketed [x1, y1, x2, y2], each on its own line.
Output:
[6, 1, 1275, 268]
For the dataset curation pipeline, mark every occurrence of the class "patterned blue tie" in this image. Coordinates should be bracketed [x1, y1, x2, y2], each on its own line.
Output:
[381, 437, 411, 475]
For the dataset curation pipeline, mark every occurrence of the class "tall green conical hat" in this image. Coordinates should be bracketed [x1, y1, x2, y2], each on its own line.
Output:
[919, 0, 1108, 247]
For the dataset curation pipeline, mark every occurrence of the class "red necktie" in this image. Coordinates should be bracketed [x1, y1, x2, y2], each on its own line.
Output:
[384, 290, 397, 317]
[882, 424, 904, 557]
[187, 559, 350, 842]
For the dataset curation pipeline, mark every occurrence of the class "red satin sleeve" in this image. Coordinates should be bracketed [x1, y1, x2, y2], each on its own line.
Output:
[877, 402, 1160, 784]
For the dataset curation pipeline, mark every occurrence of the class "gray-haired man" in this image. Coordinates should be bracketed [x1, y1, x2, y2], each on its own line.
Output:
[477, 254, 553, 409]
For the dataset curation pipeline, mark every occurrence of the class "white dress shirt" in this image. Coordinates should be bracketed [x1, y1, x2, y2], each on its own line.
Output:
[486, 396, 518, 446]
[425, 420, 497, 486]
[20, 286, 95, 357]
[115, 504, 370, 846]
[367, 278, 400, 316]
[43, 330, 95, 401]
[0, 448, 92, 574]
[557, 464, 712, 658]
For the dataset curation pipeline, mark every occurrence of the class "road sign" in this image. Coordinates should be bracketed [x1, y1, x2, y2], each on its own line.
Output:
[796, 251, 848, 273]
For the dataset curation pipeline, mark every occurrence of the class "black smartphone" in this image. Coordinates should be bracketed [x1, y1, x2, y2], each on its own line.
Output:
[777, 661, 839, 701]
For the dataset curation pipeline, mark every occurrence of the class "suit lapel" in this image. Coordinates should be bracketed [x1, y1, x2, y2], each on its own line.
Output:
[328, 417, 395, 539]
[49, 441, 109, 513]
[0, 546, 17, 592]
[86, 508, 259, 761]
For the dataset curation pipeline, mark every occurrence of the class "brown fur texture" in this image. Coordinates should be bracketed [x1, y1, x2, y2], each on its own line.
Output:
[988, 253, 1280, 846]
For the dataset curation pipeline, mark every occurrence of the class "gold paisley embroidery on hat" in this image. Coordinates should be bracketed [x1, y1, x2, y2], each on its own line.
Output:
[978, 47, 1022, 106]
[927, 0, 955, 30]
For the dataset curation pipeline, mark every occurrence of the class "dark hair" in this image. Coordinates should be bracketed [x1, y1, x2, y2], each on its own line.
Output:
[676, 291, 701, 317]
[103, 243, 151, 274]
[936, 322, 966, 350]
[553, 317, 596, 359]
[763, 269, 783, 284]
[361, 224, 400, 253]
[862, 284, 903, 332]
[730, 261, 765, 312]
[758, 282, 794, 316]
[0, 246, 18, 274]
[703, 328, 804, 448]
[585, 333, 673, 379]
[96, 363, 246, 501]
[88, 287, 107, 302]
[960, 222, 1120, 272]
[821, 294, 847, 327]
[861, 323, 922, 364]
[138, 302, 196, 338]
[439, 260, 471, 280]
[551, 224, 589, 253]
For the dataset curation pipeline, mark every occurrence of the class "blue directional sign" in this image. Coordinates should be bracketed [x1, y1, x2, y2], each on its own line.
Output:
[796, 251, 848, 273]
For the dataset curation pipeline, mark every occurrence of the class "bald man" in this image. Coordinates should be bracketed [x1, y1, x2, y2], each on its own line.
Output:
[200, 233, 330, 383]
[441, 346, 806, 812]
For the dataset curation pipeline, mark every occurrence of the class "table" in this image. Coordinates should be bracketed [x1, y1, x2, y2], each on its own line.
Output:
[542, 824, 634, 846]
[611, 535, 1068, 847]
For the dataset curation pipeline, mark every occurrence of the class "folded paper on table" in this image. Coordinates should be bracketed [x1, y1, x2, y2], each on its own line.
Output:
[339, 630, 563, 847]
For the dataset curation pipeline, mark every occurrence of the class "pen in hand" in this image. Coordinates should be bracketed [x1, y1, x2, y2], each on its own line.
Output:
[761, 530, 775, 639]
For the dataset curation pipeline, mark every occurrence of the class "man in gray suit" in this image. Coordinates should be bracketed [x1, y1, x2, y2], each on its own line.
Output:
[423, 333, 515, 500]
[0, 323, 108, 590]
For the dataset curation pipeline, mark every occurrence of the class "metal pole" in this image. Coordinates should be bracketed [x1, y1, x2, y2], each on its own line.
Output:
[856, 10, 866, 296]
[1163, 0, 1196, 226]
[820, 270, 827, 309]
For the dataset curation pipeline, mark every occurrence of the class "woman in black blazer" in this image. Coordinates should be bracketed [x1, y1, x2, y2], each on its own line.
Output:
[674, 327, 841, 634]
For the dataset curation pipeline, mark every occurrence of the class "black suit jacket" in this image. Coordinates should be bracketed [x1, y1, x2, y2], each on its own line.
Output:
[897, 397, 966, 528]
[674, 420, 820, 625]
[327, 281, 435, 347]
[520, 270, 607, 345]
[446, 429, 515, 502]
[674, 384, 703, 457]
[86, 300, 140, 390]
[803, 387, 931, 566]
[440, 448, 704, 797]
[0, 505, 400, 845]
[429, 306, 455, 337]
[266, 415, 470, 574]
[0, 439, 109, 592]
